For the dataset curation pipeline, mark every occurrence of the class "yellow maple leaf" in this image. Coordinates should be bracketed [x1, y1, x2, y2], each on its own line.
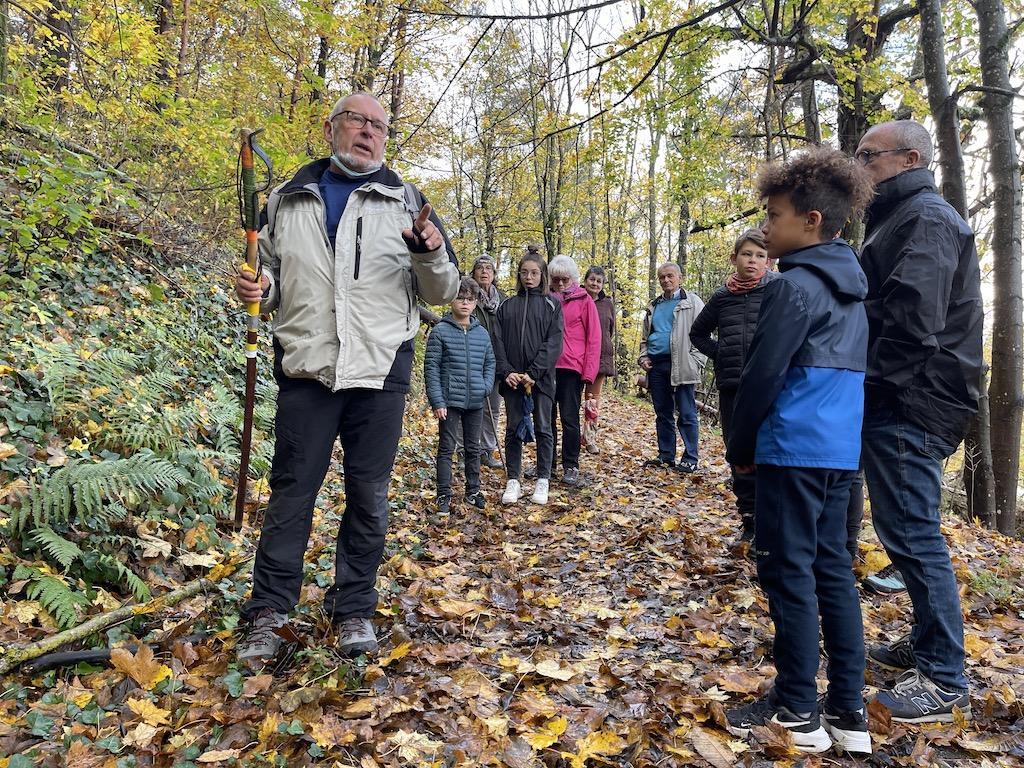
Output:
[379, 642, 412, 667]
[111, 644, 172, 690]
[127, 697, 171, 726]
[563, 730, 627, 768]
[524, 716, 568, 750]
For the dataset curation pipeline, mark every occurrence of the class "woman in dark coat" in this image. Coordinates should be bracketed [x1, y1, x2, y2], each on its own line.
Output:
[582, 266, 616, 453]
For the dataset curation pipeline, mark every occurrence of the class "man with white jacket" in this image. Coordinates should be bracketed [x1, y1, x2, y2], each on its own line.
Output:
[233, 93, 459, 666]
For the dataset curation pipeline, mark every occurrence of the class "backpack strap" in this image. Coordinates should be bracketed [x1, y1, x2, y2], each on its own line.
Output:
[403, 181, 424, 216]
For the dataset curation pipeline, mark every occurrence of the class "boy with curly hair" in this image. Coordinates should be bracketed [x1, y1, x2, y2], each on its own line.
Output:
[725, 147, 875, 754]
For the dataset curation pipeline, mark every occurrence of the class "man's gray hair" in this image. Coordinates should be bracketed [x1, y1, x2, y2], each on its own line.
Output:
[328, 92, 385, 121]
[657, 262, 682, 276]
[548, 255, 580, 283]
[887, 120, 933, 167]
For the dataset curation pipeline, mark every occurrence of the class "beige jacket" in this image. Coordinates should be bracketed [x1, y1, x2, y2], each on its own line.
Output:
[258, 160, 459, 392]
[639, 290, 707, 386]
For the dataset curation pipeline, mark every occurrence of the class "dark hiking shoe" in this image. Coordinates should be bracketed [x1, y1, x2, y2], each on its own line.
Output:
[864, 564, 907, 594]
[873, 669, 971, 723]
[336, 617, 378, 657]
[562, 467, 580, 486]
[822, 705, 872, 754]
[868, 634, 915, 671]
[237, 609, 289, 669]
[524, 464, 538, 478]
[643, 458, 674, 468]
[725, 695, 831, 753]
[675, 460, 698, 473]
[436, 494, 452, 517]
[482, 453, 503, 469]
[466, 491, 486, 509]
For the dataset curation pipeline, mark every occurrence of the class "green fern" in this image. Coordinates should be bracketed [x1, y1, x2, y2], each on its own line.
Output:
[98, 554, 151, 601]
[31, 525, 83, 570]
[23, 570, 90, 629]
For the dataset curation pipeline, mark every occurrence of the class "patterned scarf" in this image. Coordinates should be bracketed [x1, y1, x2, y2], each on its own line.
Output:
[726, 266, 768, 295]
[478, 283, 500, 313]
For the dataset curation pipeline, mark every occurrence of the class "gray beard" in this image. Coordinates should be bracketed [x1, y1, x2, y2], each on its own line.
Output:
[336, 151, 382, 174]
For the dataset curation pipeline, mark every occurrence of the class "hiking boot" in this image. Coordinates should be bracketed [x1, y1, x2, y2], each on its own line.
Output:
[725, 694, 831, 753]
[676, 459, 698, 473]
[868, 634, 915, 671]
[873, 668, 971, 723]
[466, 491, 486, 509]
[482, 453, 503, 469]
[864, 564, 907, 594]
[436, 493, 452, 516]
[336, 617, 378, 657]
[562, 467, 580, 487]
[501, 479, 522, 505]
[237, 608, 289, 669]
[531, 479, 549, 505]
[822, 704, 872, 754]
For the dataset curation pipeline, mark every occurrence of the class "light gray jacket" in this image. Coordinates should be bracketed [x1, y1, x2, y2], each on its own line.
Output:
[258, 160, 459, 392]
[639, 289, 707, 386]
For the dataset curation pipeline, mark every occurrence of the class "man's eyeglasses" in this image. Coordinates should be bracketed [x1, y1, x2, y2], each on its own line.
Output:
[333, 110, 389, 139]
[854, 147, 912, 165]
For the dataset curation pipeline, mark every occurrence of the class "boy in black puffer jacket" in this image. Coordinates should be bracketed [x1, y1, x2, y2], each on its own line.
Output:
[424, 277, 496, 515]
[690, 228, 774, 545]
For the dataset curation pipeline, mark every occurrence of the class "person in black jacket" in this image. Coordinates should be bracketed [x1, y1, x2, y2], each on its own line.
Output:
[690, 228, 774, 545]
[493, 245, 564, 506]
[855, 120, 982, 723]
[724, 148, 874, 755]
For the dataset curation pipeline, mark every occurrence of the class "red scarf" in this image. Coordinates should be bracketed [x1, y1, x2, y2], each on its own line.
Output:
[726, 267, 768, 295]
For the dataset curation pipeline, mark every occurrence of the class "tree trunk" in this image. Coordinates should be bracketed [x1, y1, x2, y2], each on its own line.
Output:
[962, 366, 997, 527]
[388, 7, 407, 140]
[311, 35, 329, 105]
[677, 195, 689, 278]
[977, 0, 1024, 536]
[646, 128, 662, 300]
[174, 0, 190, 96]
[40, 0, 72, 109]
[0, 0, 8, 93]
[801, 79, 821, 144]
[154, 0, 173, 84]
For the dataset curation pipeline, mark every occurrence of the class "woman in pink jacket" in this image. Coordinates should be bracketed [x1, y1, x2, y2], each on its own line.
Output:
[547, 255, 601, 486]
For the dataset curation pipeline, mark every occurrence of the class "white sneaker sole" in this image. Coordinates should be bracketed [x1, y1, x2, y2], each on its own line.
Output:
[824, 723, 872, 754]
[725, 723, 832, 753]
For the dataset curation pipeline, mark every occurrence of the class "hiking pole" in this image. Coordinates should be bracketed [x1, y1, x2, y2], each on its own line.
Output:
[231, 128, 272, 530]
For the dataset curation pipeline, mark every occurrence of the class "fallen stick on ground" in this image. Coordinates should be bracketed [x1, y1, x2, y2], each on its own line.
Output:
[0, 559, 252, 676]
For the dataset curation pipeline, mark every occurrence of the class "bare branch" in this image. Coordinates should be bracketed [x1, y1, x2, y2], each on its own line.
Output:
[402, 0, 624, 21]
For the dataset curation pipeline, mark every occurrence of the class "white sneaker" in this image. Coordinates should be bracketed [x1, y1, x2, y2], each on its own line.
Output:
[502, 479, 522, 504]
[531, 479, 549, 505]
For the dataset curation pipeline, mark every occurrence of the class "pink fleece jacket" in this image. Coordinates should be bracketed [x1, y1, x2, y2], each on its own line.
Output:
[552, 284, 601, 383]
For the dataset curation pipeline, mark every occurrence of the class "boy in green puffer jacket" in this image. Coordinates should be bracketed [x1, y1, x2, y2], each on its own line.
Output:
[424, 277, 496, 515]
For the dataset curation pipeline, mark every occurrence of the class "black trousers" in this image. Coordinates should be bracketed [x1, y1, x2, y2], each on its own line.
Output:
[549, 369, 583, 474]
[718, 388, 756, 531]
[242, 377, 404, 622]
[437, 407, 483, 496]
[504, 389, 553, 480]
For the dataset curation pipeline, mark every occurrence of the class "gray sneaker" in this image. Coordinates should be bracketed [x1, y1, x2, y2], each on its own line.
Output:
[237, 608, 289, 668]
[868, 634, 916, 671]
[336, 617, 378, 656]
[562, 467, 580, 486]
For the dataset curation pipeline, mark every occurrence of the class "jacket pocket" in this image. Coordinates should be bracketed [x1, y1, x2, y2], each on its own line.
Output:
[353, 217, 363, 280]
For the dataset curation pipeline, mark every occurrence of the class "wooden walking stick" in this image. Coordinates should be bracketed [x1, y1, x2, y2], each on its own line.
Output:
[231, 128, 272, 529]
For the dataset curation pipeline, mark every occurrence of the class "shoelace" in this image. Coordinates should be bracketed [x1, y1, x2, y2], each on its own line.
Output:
[338, 617, 366, 634]
[245, 621, 280, 648]
[892, 671, 925, 695]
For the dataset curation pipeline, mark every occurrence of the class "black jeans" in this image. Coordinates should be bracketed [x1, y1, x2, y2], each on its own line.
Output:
[756, 465, 865, 713]
[242, 377, 404, 622]
[437, 407, 483, 496]
[719, 388, 756, 532]
[846, 470, 864, 561]
[504, 388, 554, 480]
[549, 369, 583, 474]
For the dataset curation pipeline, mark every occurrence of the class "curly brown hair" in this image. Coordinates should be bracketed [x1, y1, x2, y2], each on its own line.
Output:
[756, 146, 874, 238]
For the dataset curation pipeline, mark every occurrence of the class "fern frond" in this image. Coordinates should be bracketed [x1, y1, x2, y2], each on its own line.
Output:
[98, 554, 151, 601]
[31, 525, 83, 570]
[25, 572, 89, 628]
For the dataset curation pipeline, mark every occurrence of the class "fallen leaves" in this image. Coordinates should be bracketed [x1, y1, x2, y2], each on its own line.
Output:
[110, 644, 172, 690]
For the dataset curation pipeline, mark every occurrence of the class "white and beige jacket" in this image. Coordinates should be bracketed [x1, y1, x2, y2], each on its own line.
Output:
[258, 160, 459, 392]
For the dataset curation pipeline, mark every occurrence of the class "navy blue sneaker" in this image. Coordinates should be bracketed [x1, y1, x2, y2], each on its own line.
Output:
[874, 669, 971, 723]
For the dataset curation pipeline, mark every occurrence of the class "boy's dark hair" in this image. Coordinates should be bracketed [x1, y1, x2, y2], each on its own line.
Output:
[733, 228, 767, 255]
[516, 245, 548, 293]
[457, 276, 481, 300]
[757, 147, 874, 238]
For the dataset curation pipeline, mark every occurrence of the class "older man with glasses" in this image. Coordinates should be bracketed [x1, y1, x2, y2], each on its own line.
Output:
[854, 120, 983, 723]
[233, 92, 459, 667]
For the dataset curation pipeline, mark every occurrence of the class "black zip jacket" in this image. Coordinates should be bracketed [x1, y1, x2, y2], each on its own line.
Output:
[493, 288, 564, 399]
[860, 167, 984, 444]
[689, 272, 776, 391]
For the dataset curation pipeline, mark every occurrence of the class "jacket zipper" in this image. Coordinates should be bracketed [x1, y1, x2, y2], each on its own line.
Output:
[354, 217, 362, 280]
[464, 325, 471, 409]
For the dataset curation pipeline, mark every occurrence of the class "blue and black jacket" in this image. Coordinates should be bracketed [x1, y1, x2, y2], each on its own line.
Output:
[726, 240, 868, 469]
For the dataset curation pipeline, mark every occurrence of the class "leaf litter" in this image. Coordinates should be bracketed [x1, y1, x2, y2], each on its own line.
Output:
[2, 395, 1023, 766]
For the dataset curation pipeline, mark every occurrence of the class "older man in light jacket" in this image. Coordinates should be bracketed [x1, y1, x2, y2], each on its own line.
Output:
[639, 263, 706, 472]
[233, 92, 459, 666]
